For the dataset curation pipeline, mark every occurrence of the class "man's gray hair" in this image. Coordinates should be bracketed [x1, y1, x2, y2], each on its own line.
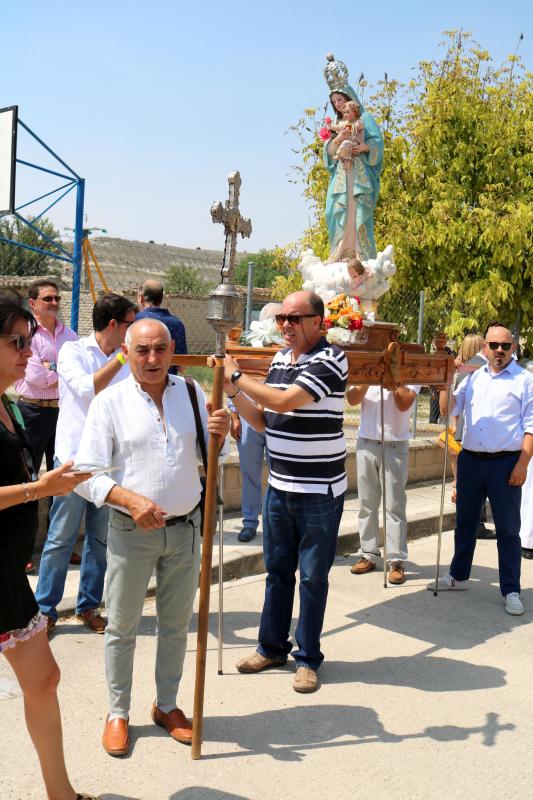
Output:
[125, 318, 171, 347]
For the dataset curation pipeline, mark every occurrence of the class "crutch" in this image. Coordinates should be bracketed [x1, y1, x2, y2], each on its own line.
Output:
[433, 384, 452, 595]
[380, 385, 388, 588]
[217, 463, 224, 675]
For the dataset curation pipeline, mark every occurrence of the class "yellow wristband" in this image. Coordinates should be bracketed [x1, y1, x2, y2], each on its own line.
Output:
[116, 352, 126, 366]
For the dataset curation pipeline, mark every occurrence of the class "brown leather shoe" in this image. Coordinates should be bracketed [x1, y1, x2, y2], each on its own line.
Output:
[77, 609, 107, 633]
[389, 562, 407, 584]
[236, 652, 287, 673]
[151, 703, 192, 745]
[102, 716, 129, 756]
[293, 667, 319, 693]
[46, 616, 56, 635]
[351, 557, 376, 575]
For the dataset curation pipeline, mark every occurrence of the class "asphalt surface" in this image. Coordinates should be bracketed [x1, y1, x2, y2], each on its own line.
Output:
[1, 530, 532, 800]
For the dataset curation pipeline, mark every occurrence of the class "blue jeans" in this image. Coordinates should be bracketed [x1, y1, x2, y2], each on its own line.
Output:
[236, 419, 267, 531]
[36, 461, 109, 620]
[451, 450, 522, 595]
[257, 485, 344, 670]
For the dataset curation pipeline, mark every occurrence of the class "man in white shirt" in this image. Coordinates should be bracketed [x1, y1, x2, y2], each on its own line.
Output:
[347, 382, 420, 584]
[75, 318, 229, 757]
[35, 293, 136, 634]
[428, 322, 533, 616]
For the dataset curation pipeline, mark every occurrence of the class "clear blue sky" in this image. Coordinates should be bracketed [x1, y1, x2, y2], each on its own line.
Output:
[3, 1, 531, 254]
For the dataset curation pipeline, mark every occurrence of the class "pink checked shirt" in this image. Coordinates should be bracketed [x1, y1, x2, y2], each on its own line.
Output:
[16, 319, 78, 400]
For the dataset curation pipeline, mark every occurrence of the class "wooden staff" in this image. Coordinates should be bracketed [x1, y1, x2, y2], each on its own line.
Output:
[192, 358, 225, 760]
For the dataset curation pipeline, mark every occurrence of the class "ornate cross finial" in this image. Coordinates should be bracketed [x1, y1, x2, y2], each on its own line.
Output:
[210, 171, 252, 283]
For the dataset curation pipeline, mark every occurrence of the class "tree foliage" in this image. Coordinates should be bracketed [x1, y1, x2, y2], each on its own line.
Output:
[288, 32, 533, 348]
[0, 215, 62, 276]
[165, 264, 215, 296]
[233, 248, 292, 289]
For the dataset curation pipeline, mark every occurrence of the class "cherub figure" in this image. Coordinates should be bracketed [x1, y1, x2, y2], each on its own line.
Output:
[339, 248, 371, 292]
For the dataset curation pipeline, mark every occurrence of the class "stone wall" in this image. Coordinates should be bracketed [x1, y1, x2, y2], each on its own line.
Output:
[0, 277, 272, 354]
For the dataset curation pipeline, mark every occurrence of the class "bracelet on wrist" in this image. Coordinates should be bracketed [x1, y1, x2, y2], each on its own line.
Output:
[227, 388, 242, 400]
[116, 352, 126, 366]
[22, 483, 30, 503]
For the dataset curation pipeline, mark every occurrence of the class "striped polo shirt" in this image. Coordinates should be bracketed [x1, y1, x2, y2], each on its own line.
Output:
[264, 338, 348, 496]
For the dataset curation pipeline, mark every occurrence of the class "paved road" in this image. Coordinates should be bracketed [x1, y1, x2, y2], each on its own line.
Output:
[1, 531, 532, 800]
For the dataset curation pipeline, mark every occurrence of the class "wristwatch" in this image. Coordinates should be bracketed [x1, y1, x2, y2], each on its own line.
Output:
[49, 362, 57, 372]
[230, 369, 242, 385]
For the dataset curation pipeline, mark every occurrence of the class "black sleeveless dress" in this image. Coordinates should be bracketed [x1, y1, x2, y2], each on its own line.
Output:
[0, 397, 39, 634]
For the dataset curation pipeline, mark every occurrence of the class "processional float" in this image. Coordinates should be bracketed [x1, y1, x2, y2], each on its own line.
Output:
[170, 169, 455, 761]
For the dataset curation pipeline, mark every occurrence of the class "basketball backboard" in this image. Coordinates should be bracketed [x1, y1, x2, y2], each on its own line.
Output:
[0, 105, 18, 214]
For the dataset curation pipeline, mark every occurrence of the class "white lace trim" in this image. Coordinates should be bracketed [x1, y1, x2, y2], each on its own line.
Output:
[0, 612, 47, 653]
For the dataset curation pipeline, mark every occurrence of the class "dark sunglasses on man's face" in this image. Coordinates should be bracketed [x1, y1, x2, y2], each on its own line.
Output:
[0, 334, 32, 350]
[275, 313, 318, 327]
[486, 341, 513, 351]
[40, 295, 61, 303]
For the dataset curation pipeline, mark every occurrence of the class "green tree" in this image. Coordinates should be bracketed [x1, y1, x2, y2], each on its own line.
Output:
[165, 265, 214, 296]
[288, 32, 533, 348]
[233, 248, 292, 289]
[0, 215, 62, 276]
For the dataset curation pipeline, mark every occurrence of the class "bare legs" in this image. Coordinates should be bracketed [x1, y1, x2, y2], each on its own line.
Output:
[4, 628, 76, 800]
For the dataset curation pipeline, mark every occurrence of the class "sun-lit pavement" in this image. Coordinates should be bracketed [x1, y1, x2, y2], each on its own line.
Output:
[2, 530, 532, 800]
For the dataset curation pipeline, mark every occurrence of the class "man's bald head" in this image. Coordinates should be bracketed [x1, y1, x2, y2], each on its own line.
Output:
[138, 279, 164, 307]
[125, 318, 171, 347]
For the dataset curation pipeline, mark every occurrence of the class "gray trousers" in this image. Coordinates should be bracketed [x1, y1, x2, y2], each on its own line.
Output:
[356, 437, 409, 564]
[105, 507, 201, 717]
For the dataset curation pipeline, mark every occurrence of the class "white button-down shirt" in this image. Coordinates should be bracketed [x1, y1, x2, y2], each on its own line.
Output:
[357, 385, 421, 442]
[55, 332, 130, 463]
[452, 359, 533, 453]
[75, 374, 227, 517]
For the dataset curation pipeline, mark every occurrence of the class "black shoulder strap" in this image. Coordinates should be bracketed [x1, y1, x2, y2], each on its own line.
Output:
[184, 377, 208, 473]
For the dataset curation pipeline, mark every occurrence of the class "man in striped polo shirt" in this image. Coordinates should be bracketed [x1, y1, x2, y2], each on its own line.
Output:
[224, 290, 348, 693]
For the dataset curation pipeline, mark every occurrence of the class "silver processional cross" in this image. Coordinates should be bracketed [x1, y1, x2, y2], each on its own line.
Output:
[210, 171, 252, 284]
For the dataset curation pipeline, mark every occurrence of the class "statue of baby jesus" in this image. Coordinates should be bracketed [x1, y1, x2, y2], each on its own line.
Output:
[329, 101, 365, 168]
[339, 248, 372, 293]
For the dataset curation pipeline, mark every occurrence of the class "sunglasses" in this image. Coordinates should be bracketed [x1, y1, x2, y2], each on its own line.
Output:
[0, 334, 32, 350]
[40, 295, 61, 303]
[486, 342, 513, 351]
[275, 313, 318, 326]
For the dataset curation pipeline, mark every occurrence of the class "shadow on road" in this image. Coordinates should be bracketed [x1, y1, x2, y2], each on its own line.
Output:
[201, 705, 513, 761]
[324, 561, 532, 652]
[324, 654, 505, 691]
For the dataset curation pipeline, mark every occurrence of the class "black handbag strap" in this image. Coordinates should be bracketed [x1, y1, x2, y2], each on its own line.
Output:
[184, 377, 208, 473]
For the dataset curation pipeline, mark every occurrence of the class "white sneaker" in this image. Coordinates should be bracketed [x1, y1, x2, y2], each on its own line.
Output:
[426, 573, 468, 591]
[505, 593, 524, 616]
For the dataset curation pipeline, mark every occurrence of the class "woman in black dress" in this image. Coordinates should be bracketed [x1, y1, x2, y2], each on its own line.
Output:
[0, 295, 96, 800]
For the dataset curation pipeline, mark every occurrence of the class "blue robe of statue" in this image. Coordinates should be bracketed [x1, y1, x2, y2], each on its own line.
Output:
[324, 85, 384, 261]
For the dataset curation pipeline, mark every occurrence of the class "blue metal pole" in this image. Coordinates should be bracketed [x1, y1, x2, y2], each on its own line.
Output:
[71, 178, 85, 332]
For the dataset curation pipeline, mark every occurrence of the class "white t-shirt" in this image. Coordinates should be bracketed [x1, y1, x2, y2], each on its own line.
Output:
[357, 385, 421, 442]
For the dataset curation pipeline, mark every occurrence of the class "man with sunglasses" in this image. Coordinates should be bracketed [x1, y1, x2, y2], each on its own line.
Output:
[16, 280, 78, 477]
[428, 322, 533, 616]
[35, 293, 137, 634]
[224, 290, 348, 693]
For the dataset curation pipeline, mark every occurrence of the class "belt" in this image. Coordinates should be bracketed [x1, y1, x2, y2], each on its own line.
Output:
[20, 396, 59, 408]
[462, 449, 521, 460]
[113, 503, 200, 526]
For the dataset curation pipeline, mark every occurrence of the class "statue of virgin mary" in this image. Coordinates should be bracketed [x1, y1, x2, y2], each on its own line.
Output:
[323, 54, 384, 262]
